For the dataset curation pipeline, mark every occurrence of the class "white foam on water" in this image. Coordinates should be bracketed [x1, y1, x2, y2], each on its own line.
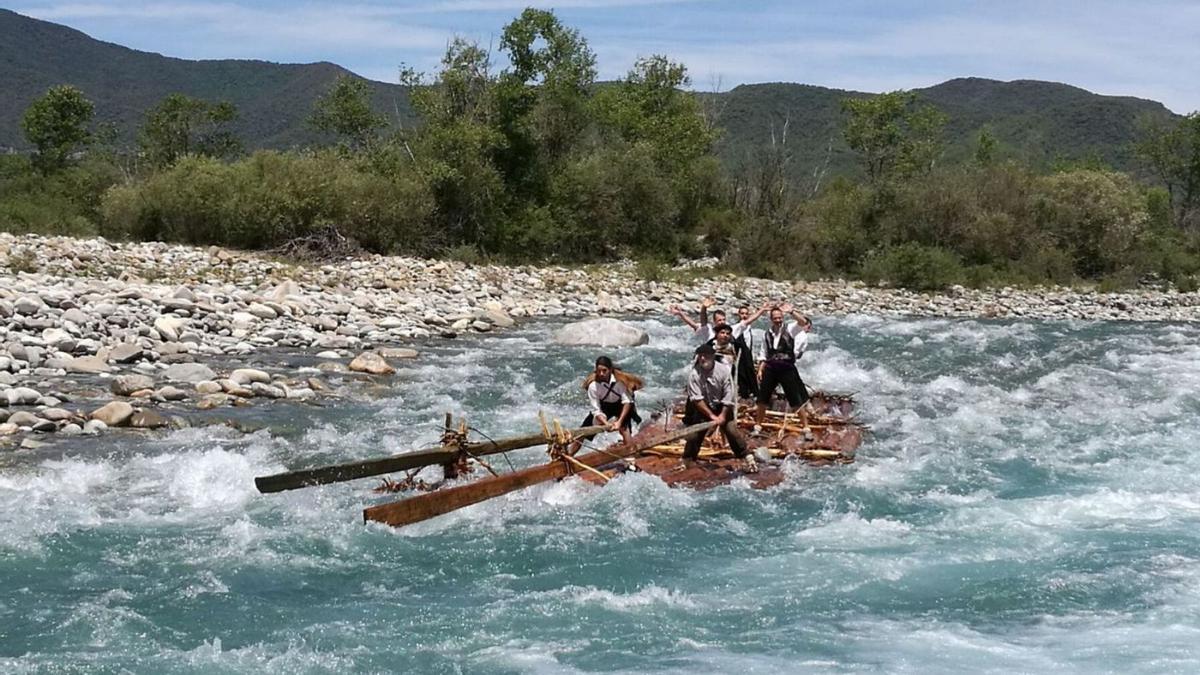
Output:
[173, 636, 356, 673]
[565, 584, 699, 611]
[0, 457, 116, 553]
[956, 488, 1200, 533]
[466, 640, 589, 675]
[793, 512, 915, 549]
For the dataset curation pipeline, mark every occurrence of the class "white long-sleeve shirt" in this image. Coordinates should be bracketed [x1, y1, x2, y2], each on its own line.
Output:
[731, 323, 762, 358]
[756, 321, 809, 362]
[586, 375, 633, 414]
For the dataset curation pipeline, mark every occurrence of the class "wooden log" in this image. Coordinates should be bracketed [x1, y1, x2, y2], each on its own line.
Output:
[673, 412, 849, 429]
[254, 426, 607, 493]
[362, 421, 716, 528]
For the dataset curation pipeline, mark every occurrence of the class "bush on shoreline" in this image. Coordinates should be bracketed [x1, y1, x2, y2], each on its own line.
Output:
[100, 151, 437, 254]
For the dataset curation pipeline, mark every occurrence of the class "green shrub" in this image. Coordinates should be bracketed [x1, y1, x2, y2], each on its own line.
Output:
[1034, 169, 1150, 277]
[1010, 245, 1077, 285]
[860, 243, 965, 290]
[446, 243, 486, 265]
[635, 258, 666, 281]
[0, 157, 117, 236]
[100, 150, 436, 254]
[1097, 269, 1139, 292]
[546, 143, 680, 261]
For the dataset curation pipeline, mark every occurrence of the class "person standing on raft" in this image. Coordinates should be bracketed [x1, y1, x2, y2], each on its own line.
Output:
[683, 343, 755, 472]
[577, 356, 643, 451]
[755, 303, 812, 427]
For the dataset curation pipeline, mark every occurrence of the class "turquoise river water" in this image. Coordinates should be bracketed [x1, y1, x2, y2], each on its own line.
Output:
[1, 316, 1199, 673]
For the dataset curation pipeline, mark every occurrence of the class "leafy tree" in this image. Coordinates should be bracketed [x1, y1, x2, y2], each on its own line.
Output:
[593, 55, 721, 227]
[140, 94, 241, 168]
[309, 75, 388, 152]
[974, 126, 998, 166]
[494, 8, 597, 195]
[1136, 112, 1200, 229]
[595, 55, 717, 175]
[1035, 169, 1149, 277]
[404, 38, 494, 126]
[21, 85, 94, 174]
[841, 91, 947, 185]
[401, 39, 506, 247]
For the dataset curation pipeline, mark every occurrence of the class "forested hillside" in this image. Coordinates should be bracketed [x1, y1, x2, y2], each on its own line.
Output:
[0, 9, 415, 150]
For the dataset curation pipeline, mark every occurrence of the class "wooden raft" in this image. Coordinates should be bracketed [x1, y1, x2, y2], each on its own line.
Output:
[253, 391, 865, 529]
[579, 391, 865, 490]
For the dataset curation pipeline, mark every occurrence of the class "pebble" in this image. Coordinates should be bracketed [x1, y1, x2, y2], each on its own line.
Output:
[348, 351, 395, 375]
[250, 382, 286, 399]
[90, 401, 134, 427]
[6, 387, 41, 406]
[163, 363, 217, 383]
[195, 381, 223, 394]
[156, 386, 188, 401]
[64, 355, 112, 374]
[230, 368, 270, 385]
[130, 409, 170, 428]
[40, 408, 74, 422]
[111, 374, 156, 396]
[109, 343, 144, 363]
[218, 380, 255, 398]
[7, 411, 41, 426]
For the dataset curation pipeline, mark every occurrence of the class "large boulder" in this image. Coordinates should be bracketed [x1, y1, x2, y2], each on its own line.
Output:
[552, 318, 649, 347]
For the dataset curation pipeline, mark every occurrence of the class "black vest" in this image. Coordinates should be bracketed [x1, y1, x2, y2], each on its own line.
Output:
[765, 328, 796, 363]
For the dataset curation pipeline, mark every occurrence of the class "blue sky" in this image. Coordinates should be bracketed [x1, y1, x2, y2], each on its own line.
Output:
[12, 0, 1200, 113]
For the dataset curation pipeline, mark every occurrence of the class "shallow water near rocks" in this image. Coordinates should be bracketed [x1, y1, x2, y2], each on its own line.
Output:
[2, 316, 1199, 673]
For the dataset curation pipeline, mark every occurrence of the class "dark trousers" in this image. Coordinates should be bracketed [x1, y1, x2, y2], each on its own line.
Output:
[682, 400, 749, 459]
[757, 360, 808, 407]
[582, 400, 640, 430]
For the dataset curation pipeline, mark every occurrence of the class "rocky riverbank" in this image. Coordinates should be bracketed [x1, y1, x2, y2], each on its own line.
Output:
[1, 232, 1198, 446]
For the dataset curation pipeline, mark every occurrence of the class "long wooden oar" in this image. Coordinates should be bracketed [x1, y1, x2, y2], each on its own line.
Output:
[254, 426, 607, 493]
[363, 421, 716, 528]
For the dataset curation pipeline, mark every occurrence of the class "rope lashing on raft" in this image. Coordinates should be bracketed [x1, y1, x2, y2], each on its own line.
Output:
[540, 411, 611, 484]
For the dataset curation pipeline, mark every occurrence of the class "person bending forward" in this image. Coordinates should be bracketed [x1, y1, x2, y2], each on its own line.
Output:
[580, 356, 642, 448]
[683, 344, 753, 471]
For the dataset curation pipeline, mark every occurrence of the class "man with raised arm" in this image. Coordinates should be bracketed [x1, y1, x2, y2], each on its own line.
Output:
[730, 303, 769, 364]
[668, 297, 723, 343]
[755, 303, 812, 427]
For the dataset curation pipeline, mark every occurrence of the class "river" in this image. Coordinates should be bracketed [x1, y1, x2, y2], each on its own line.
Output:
[2, 316, 1198, 673]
